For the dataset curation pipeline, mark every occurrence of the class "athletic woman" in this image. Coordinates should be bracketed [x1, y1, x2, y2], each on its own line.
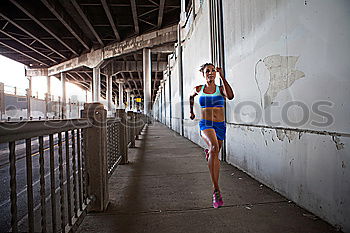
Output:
[189, 63, 234, 208]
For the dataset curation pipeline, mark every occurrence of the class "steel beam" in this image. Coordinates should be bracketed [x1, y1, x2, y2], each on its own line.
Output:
[40, 0, 90, 50]
[71, 0, 104, 47]
[157, 0, 165, 27]
[0, 29, 57, 63]
[9, 0, 79, 56]
[0, 41, 49, 66]
[130, 0, 139, 34]
[100, 0, 120, 41]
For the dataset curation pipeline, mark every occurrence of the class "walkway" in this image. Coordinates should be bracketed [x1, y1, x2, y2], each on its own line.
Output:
[77, 122, 338, 233]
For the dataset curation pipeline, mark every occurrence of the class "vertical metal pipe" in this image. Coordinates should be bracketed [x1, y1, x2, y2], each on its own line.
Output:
[71, 130, 78, 218]
[143, 48, 151, 116]
[58, 133, 66, 233]
[25, 139, 34, 233]
[49, 134, 57, 233]
[77, 129, 83, 211]
[38, 136, 47, 232]
[9, 141, 18, 233]
[65, 131, 72, 225]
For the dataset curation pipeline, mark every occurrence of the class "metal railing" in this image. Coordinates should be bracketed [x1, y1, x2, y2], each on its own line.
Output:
[106, 117, 122, 177]
[0, 119, 92, 232]
[0, 103, 148, 232]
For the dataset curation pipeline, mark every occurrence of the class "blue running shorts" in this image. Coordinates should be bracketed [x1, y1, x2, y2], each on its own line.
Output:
[199, 119, 226, 141]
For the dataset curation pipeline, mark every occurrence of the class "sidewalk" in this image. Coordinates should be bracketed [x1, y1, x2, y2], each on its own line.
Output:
[77, 122, 338, 233]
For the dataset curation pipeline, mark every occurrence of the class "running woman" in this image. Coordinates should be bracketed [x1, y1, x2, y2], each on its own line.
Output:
[189, 63, 234, 208]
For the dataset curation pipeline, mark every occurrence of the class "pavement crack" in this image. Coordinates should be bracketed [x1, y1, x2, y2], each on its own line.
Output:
[87, 200, 289, 217]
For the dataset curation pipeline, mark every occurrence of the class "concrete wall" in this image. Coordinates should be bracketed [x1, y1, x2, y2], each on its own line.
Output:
[222, 0, 350, 231]
[153, 0, 350, 231]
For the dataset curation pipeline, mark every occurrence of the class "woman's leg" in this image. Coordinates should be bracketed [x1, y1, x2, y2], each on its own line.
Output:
[201, 129, 220, 190]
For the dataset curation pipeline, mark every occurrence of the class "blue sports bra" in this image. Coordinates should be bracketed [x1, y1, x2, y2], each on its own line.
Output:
[198, 85, 225, 108]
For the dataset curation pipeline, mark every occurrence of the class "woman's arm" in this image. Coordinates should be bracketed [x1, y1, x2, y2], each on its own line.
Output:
[189, 86, 201, 120]
[217, 67, 234, 100]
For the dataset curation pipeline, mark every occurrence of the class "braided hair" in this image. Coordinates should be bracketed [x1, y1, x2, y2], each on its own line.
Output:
[199, 63, 215, 73]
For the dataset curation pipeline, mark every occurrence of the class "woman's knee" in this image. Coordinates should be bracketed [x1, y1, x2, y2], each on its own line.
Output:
[209, 143, 220, 155]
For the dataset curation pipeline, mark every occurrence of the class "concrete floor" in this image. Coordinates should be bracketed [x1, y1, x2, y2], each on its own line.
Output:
[77, 122, 339, 233]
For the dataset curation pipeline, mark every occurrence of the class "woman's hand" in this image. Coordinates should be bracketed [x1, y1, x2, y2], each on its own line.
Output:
[216, 67, 225, 80]
[190, 112, 195, 120]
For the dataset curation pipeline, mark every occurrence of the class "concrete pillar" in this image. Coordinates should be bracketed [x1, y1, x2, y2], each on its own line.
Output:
[81, 103, 108, 212]
[177, 24, 184, 135]
[61, 72, 67, 119]
[92, 67, 101, 102]
[130, 94, 135, 111]
[167, 57, 172, 128]
[27, 76, 32, 119]
[143, 48, 151, 116]
[107, 75, 113, 111]
[47, 76, 51, 97]
[162, 79, 166, 125]
[180, 0, 186, 22]
[125, 88, 132, 111]
[0, 82, 4, 120]
[116, 79, 125, 109]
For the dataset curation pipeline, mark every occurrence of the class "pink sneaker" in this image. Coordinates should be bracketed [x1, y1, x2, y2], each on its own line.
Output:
[204, 149, 209, 161]
[212, 190, 224, 208]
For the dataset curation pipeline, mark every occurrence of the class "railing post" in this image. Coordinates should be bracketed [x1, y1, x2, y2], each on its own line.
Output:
[81, 103, 108, 212]
[134, 113, 139, 140]
[127, 111, 135, 148]
[115, 109, 128, 164]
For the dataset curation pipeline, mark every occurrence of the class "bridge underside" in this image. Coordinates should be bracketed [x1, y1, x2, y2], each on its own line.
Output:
[0, 0, 191, 100]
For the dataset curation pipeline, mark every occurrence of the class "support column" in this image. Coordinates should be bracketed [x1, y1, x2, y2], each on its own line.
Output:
[163, 79, 167, 125]
[47, 76, 51, 97]
[27, 76, 32, 119]
[167, 57, 172, 128]
[130, 94, 135, 111]
[45, 76, 51, 118]
[177, 24, 184, 135]
[143, 48, 151, 116]
[61, 72, 67, 119]
[116, 79, 125, 109]
[125, 88, 132, 111]
[0, 82, 4, 120]
[107, 75, 113, 111]
[92, 67, 101, 102]
[180, 0, 186, 22]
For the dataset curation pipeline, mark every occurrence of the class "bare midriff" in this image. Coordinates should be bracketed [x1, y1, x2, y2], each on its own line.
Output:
[201, 107, 225, 122]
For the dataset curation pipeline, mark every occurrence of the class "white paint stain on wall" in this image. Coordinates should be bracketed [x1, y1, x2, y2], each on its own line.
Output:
[263, 55, 305, 108]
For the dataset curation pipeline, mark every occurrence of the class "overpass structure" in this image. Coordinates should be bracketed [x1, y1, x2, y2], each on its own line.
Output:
[0, 0, 187, 117]
[0, 0, 349, 233]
